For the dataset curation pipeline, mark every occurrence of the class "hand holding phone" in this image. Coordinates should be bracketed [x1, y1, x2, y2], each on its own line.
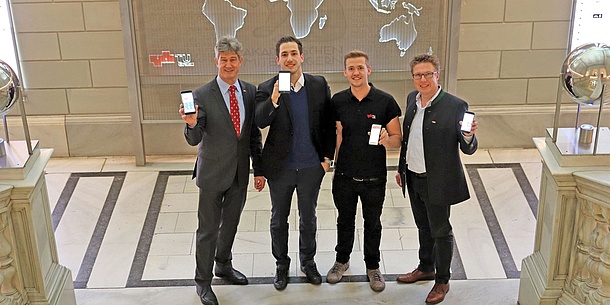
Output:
[369, 124, 382, 145]
[181, 90, 196, 115]
[461, 111, 475, 133]
[278, 70, 291, 93]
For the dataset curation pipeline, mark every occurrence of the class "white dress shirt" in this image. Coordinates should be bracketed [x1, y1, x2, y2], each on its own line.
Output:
[405, 87, 441, 174]
[406, 87, 473, 174]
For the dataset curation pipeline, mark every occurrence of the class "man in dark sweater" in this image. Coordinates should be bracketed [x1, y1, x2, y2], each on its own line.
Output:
[255, 36, 336, 290]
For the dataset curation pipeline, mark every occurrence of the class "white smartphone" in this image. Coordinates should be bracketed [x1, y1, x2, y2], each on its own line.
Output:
[461, 111, 475, 133]
[181, 90, 196, 115]
[369, 124, 382, 145]
[278, 70, 291, 93]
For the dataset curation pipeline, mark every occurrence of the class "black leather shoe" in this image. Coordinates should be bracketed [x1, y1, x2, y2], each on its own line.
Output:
[274, 266, 289, 290]
[214, 264, 248, 285]
[197, 285, 218, 305]
[300, 261, 322, 285]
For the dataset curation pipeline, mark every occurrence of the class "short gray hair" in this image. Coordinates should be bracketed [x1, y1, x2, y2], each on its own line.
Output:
[215, 36, 243, 58]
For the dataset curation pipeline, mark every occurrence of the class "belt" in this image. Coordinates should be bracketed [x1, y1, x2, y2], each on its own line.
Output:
[351, 177, 381, 182]
[413, 172, 427, 178]
[337, 172, 381, 182]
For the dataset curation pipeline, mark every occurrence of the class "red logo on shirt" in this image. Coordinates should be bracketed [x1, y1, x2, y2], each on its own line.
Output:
[367, 114, 376, 119]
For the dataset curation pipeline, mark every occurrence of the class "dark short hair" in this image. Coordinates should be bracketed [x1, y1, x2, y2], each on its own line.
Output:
[275, 36, 303, 57]
[409, 54, 440, 72]
[344, 50, 370, 67]
[215, 36, 243, 58]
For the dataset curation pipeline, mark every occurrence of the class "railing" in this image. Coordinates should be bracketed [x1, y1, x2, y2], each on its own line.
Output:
[0, 187, 24, 305]
[563, 177, 610, 304]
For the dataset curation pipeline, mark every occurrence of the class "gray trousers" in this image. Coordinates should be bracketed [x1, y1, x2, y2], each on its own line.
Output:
[194, 175, 247, 288]
[268, 164, 325, 267]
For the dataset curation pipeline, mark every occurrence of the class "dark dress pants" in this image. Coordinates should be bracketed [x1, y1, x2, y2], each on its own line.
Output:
[332, 173, 386, 269]
[194, 174, 247, 288]
[268, 164, 325, 267]
[406, 170, 453, 284]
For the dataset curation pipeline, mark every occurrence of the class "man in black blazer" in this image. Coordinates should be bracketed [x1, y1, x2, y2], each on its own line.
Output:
[180, 36, 265, 305]
[255, 36, 335, 290]
[395, 54, 478, 304]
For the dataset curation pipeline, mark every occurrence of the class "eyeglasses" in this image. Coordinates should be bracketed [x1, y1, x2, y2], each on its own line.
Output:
[412, 71, 437, 80]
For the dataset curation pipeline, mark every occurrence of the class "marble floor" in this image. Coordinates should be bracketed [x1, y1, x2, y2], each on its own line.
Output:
[45, 148, 543, 305]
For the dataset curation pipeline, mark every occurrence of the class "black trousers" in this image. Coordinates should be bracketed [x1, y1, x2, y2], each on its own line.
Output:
[268, 164, 325, 267]
[194, 174, 247, 288]
[406, 170, 453, 284]
[332, 173, 386, 270]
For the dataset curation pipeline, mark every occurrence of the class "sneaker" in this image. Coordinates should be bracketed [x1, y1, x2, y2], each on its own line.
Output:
[367, 268, 385, 292]
[326, 261, 350, 284]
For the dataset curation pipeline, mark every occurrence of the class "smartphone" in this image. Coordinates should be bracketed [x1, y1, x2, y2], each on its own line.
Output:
[278, 70, 291, 93]
[461, 111, 475, 133]
[181, 90, 196, 115]
[369, 124, 382, 145]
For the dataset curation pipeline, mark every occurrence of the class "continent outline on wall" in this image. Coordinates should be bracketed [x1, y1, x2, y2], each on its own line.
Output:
[378, 2, 422, 57]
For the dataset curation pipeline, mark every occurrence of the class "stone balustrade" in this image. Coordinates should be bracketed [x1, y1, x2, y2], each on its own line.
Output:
[0, 186, 23, 305]
[0, 146, 75, 305]
[558, 173, 610, 305]
[519, 138, 610, 305]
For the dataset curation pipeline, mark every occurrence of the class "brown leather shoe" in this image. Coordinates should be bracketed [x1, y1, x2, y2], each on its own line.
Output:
[425, 283, 449, 304]
[396, 269, 435, 283]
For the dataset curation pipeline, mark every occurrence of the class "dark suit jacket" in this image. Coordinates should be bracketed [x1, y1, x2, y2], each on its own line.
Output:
[398, 89, 478, 206]
[184, 77, 262, 191]
[255, 73, 335, 179]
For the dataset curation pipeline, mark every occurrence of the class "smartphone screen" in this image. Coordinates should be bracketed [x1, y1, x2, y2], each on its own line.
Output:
[461, 111, 475, 133]
[181, 90, 196, 115]
[369, 124, 382, 145]
[278, 71, 291, 93]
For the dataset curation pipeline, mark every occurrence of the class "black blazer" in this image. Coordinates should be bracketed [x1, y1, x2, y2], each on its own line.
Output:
[398, 89, 478, 206]
[184, 77, 262, 191]
[255, 73, 335, 179]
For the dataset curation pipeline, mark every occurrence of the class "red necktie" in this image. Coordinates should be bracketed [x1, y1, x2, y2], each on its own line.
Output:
[229, 85, 240, 137]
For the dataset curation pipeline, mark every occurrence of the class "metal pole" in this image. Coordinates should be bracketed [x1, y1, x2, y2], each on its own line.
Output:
[575, 103, 581, 129]
[552, 76, 563, 143]
[17, 90, 32, 154]
[593, 84, 604, 155]
[554, 0, 578, 143]
[2, 115, 8, 142]
[5, 0, 32, 154]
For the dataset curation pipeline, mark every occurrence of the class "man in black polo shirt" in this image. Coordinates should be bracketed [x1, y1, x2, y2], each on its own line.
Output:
[326, 50, 402, 292]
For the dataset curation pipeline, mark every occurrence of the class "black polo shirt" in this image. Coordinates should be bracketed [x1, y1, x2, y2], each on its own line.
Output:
[331, 84, 401, 178]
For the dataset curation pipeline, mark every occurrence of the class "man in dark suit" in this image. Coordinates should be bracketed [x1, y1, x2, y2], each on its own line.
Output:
[255, 36, 335, 290]
[395, 54, 478, 304]
[180, 36, 265, 305]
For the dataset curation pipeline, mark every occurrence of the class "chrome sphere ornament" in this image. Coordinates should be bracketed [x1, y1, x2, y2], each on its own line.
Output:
[561, 42, 610, 105]
[0, 59, 20, 115]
